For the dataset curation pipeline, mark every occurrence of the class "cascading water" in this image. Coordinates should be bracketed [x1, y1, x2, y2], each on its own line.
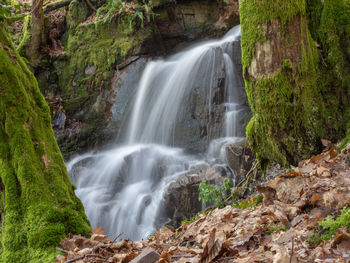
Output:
[68, 25, 250, 240]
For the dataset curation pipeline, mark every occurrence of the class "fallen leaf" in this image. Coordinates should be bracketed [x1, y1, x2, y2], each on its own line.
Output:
[93, 227, 105, 235]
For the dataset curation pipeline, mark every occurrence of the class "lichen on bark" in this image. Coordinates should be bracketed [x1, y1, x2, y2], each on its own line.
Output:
[240, 0, 350, 166]
[0, 25, 91, 262]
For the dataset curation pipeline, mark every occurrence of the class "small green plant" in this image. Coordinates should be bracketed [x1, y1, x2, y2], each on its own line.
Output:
[198, 178, 233, 208]
[307, 227, 324, 247]
[232, 194, 263, 210]
[181, 209, 212, 226]
[307, 207, 350, 246]
[319, 207, 350, 240]
[95, 0, 153, 30]
[147, 233, 155, 239]
[265, 223, 287, 235]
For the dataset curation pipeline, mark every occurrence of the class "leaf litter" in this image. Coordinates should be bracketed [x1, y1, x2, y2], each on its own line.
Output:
[58, 144, 350, 263]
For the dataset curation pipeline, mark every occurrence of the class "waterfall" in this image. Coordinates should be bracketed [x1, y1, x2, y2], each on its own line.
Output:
[67, 25, 250, 240]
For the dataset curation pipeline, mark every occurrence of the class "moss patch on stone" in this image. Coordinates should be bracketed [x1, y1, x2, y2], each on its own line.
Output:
[0, 25, 91, 262]
[57, 0, 157, 119]
[49, 0, 161, 156]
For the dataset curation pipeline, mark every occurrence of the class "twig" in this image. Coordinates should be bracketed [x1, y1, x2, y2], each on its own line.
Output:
[56, 247, 69, 254]
[224, 159, 259, 204]
[103, 232, 124, 251]
[65, 255, 84, 263]
[110, 232, 124, 243]
[289, 237, 294, 263]
[65, 254, 106, 263]
[4, 14, 27, 22]
[84, 0, 96, 11]
[92, 232, 124, 255]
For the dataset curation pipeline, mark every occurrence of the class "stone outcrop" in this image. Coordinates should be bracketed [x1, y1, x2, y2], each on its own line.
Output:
[162, 164, 227, 228]
[225, 139, 255, 183]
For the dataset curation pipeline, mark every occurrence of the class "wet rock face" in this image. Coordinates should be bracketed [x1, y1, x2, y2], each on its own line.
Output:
[172, 40, 246, 152]
[109, 57, 150, 136]
[225, 139, 255, 183]
[155, 0, 240, 52]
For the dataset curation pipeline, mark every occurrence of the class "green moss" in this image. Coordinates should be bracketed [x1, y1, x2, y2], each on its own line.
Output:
[240, 0, 306, 72]
[51, 1, 161, 156]
[318, 0, 350, 88]
[0, 25, 91, 262]
[57, 4, 157, 120]
[306, 0, 323, 39]
[240, 0, 350, 166]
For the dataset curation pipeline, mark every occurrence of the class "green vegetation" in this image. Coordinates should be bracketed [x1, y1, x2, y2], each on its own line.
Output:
[0, 0, 21, 20]
[308, 207, 350, 246]
[198, 176, 263, 211]
[181, 210, 208, 225]
[319, 208, 350, 240]
[50, 0, 161, 156]
[232, 194, 263, 210]
[240, 0, 306, 71]
[95, 0, 153, 29]
[265, 223, 287, 235]
[199, 178, 233, 208]
[181, 209, 213, 226]
[0, 24, 91, 262]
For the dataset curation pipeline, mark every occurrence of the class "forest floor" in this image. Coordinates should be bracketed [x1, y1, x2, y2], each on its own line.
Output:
[57, 144, 350, 263]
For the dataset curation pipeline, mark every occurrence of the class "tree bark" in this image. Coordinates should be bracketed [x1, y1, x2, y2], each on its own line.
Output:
[0, 24, 91, 262]
[29, 0, 44, 66]
[240, 0, 350, 166]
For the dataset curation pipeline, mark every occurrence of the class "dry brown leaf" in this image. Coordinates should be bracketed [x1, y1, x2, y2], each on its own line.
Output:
[93, 227, 105, 235]
[273, 248, 296, 263]
[256, 185, 276, 202]
[321, 139, 332, 148]
[121, 251, 138, 262]
[200, 239, 222, 263]
[268, 208, 290, 227]
[60, 239, 76, 251]
[310, 193, 323, 206]
[200, 228, 223, 263]
[201, 229, 216, 259]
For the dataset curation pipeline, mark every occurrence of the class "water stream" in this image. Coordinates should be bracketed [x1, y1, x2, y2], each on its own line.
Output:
[67, 25, 250, 240]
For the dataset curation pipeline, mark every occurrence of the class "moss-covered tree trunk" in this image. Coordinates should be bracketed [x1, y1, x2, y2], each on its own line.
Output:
[0, 24, 91, 262]
[240, 0, 350, 166]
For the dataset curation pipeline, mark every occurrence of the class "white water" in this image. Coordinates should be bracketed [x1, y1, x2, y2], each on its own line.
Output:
[68, 25, 250, 240]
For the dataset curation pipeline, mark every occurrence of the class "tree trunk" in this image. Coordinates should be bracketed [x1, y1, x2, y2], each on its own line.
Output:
[29, 0, 44, 66]
[0, 24, 91, 262]
[240, 0, 350, 166]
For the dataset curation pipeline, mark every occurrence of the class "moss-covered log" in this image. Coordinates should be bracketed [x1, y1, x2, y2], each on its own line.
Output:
[240, 0, 350, 166]
[0, 24, 91, 262]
